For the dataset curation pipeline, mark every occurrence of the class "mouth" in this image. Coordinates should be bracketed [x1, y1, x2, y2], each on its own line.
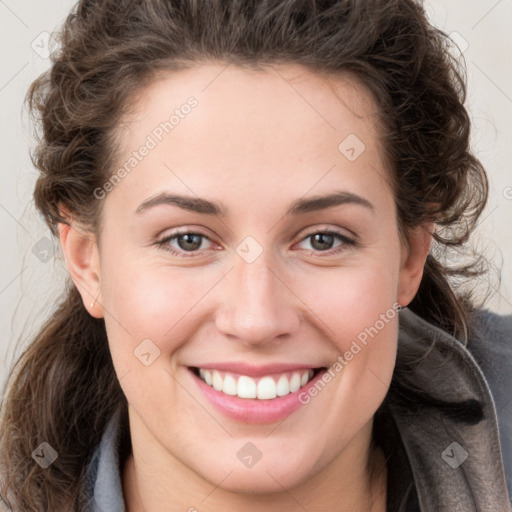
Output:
[189, 366, 326, 400]
[187, 364, 331, 424]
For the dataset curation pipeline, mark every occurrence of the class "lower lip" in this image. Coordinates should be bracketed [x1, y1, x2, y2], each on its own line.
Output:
[188, 367, 327, 424]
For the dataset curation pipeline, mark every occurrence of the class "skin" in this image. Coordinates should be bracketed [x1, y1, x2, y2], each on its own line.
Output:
[59, 63, 432, 511]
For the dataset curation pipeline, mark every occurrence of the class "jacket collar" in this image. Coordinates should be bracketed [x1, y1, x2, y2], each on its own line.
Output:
[88, 406, 126, 511]
[388, 307, 511, 511]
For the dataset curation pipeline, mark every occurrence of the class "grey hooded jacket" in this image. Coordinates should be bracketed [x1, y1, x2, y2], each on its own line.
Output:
[83, 307, 512, 512]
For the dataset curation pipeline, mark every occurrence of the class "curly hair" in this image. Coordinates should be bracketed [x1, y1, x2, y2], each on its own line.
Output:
[0, 0, 489, 509]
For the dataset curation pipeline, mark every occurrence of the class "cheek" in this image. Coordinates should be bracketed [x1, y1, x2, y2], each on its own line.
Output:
[98, 256, 200, 371]
[99, 231, 401, 375]
[294, 252, 401, 404]
[299, 256, 401, 346]
[100, 241, 401, 350]
[98, 261, 201, 416]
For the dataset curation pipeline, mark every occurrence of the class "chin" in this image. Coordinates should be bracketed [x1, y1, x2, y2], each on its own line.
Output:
[209, 466, 308, 495]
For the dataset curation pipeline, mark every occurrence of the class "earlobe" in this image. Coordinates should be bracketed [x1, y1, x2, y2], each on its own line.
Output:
[397, 222, 434, 308]
[58, 221, 104, 318]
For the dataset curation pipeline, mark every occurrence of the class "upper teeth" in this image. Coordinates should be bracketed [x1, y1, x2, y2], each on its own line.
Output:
[198, 368, 315, 400]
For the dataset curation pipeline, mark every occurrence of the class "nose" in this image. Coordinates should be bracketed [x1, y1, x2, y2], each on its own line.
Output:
[215, 249, 301, 348]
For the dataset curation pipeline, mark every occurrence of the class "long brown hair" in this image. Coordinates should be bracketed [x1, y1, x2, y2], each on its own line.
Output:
[0, 1, 490, 509]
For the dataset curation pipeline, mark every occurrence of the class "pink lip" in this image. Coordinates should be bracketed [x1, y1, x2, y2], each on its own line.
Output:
[188, 366, 328, 424]
[190, 361, 324, 377]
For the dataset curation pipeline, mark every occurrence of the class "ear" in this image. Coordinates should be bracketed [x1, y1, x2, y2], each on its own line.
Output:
[58, 220, 104, 319]
[397, 222, 434, 308]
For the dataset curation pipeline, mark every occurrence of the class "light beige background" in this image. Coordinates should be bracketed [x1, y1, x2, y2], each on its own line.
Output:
[1, 0, 511, 388]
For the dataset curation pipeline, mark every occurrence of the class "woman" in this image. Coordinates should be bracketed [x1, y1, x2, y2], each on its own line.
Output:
[0, 0, 510, 510]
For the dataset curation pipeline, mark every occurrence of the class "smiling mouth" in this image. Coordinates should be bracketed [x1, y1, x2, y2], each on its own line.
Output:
[190, 366, 326, 400]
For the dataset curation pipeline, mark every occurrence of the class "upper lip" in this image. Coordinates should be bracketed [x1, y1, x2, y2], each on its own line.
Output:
[189, 362, 326, 377]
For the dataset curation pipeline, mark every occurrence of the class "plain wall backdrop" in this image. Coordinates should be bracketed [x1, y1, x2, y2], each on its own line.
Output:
[1, 0, 511, 389]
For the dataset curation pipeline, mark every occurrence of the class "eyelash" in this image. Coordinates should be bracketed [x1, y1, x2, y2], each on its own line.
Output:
[155, 227, 357, 258]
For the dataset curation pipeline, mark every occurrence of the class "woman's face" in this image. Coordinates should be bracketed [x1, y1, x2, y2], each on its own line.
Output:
[70, 63, 429, 494]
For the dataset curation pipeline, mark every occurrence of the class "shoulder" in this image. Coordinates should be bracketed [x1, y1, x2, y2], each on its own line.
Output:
[466, 309, 512, 501]
[467, 308, 512, 350]
[466, 309, 512, 402]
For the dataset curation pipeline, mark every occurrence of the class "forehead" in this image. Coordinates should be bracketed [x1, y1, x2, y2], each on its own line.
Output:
[105, 62, 391, 214]
[126, 62, 380, 129]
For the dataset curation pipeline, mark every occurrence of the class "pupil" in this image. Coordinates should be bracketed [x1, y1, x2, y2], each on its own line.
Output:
[312, 233, 333, 251]
[179, 234, 201, 251]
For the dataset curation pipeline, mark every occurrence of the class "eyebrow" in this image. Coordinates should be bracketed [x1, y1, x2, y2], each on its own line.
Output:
[134, 190, 374, 216]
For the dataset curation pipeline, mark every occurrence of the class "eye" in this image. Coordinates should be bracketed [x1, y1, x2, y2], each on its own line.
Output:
[155, 227, 357, 258]
[155, 230, 215, 257]
[295, 229, 356, 256]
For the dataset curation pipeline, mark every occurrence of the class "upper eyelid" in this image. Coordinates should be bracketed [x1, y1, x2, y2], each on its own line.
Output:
[158, 225, 354, 240]
[299, 225, 356, 241]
